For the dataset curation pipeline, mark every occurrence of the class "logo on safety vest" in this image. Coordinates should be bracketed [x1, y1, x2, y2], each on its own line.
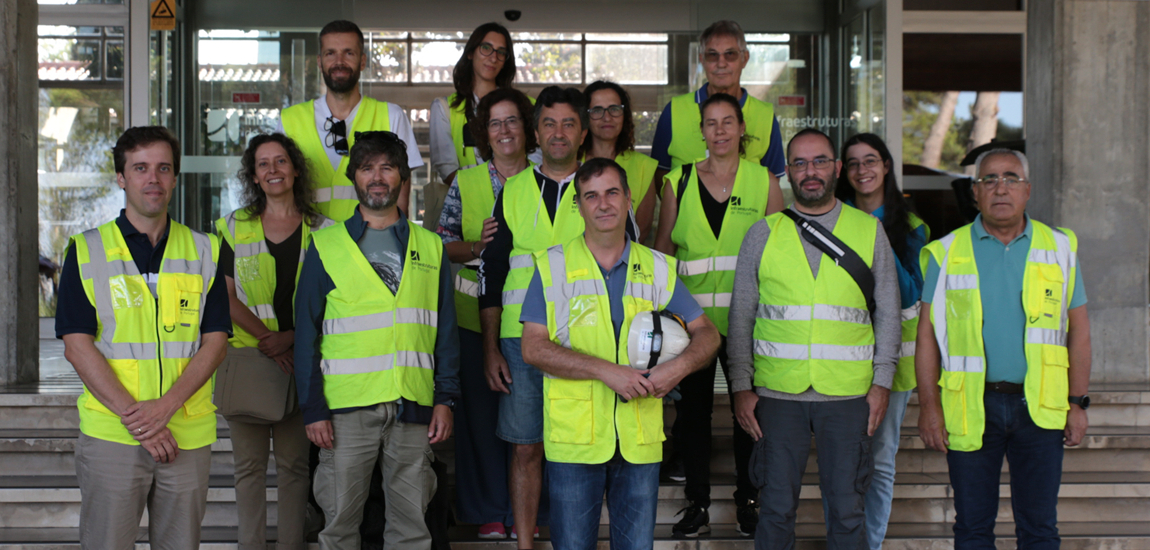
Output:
[409, 249, 436, 272]
[630, 260, 652, 284]
[729, 195, 759, 216]
[410, 250, 420, 262]
[730, 196, 742, 206]
[180, 298, 189, 308]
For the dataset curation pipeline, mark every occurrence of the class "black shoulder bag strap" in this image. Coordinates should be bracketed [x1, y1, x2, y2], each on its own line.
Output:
[675, 164, 694, 210]
[781, 209, 877, 315]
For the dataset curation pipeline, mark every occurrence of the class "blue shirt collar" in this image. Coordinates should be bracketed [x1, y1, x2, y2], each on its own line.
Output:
[696, 85, 749, 107]
[972, 213, 1031, 244]
[596, 239, 632, 275]
[345, 206, 409, 242]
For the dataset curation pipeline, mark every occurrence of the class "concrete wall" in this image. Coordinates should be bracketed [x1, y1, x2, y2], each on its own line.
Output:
[0, 0, 40, 385]
[1027, 1, 1150, 384]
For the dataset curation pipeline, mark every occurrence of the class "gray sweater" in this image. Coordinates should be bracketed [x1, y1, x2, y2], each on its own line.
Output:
[727, 201, 900, 401]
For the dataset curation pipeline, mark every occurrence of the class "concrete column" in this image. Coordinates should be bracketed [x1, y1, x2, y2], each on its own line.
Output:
[0, 0, 39, 386]
[1027, 1, 1150, 384]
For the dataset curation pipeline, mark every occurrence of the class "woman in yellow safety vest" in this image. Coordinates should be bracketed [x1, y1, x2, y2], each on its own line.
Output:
[213, 133, 331, 550]
[580, 80, 660, 239]
[433, 87, 536, 540]
[652, 93, 784, 536]
[833, 132, 930, 549]
[429, 22, 520, 189]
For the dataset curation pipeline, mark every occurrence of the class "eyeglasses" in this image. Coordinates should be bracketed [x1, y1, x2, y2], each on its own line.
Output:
[487, 116, 522, 132]
[703, 49, 743, 64]
[588, 104, 624, 120]
[324, 117, 349, 156]
[975, 175, 1029, 190]
[476, 42, 510, 62]
[846, 157, 882, 172]
[788, 157, 836, 172]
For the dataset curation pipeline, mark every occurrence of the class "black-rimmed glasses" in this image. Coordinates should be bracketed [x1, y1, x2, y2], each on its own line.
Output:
[588, 105, 624, 120]
[477, 42, 510, 62]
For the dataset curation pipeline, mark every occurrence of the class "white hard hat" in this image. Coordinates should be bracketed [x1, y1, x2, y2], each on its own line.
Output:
[627, 311, 690, 370]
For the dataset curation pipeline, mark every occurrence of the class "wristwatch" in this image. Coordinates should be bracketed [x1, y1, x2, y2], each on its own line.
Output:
[1068, 395, 1090, 410]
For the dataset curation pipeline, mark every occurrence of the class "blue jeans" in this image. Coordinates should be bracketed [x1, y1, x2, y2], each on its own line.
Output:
[946, 391, 1064, 549]
[496, 338, 546, 444]
[863, 388, 912, 550]
[549, 452, 659, 550]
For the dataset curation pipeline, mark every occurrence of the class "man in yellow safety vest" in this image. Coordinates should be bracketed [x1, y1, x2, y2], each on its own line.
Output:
[293, 131, 461, 549]
[56, 126, 231, 549]
[728, 129, 903, 549]
[916, 148, 1091, 549]
[279, 20, 423, 221]
[520, 157, 720, 548]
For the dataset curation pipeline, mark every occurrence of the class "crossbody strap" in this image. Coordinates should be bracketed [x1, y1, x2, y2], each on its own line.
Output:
[781, 209, 876, 314]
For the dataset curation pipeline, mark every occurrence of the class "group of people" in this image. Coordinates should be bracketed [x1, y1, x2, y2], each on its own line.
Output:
[55, 15, 1092, 550]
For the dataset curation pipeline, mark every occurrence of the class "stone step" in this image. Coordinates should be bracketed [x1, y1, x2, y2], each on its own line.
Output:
[0, 522, 1149, 549]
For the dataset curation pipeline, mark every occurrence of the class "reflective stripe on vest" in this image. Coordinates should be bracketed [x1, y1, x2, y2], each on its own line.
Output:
[281, 98, 391, 222]
[752, 206, 879, 396]
[670, 158, 771, 335]
[666, 91, 776, 170]
[499, 168, 585, 338]
[311, 220, 441, 409]
[922, 220, 1078, 451]
[535, 236, 676, 464]
[454, 162, 499, 332]
[893, 212, 930, 392]
[72, 219, 219, 449]
[215, 210, 334, 347]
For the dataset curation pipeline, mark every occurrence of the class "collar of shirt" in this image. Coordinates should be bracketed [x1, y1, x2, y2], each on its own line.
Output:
[315, 93, 363, 127]
[115, 209, 171, 248]
[972, 213, 1032, 246]
[595, 239, 633, 278]
[695, 84, 749, 107]
[533, 164, 579, 185]
[345, 207, 410, 243]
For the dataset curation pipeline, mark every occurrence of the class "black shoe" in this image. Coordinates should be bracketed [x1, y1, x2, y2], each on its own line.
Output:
[672, 503, 710, 538]
[661, 454, 686, 482]
[736, 499, 759, 537]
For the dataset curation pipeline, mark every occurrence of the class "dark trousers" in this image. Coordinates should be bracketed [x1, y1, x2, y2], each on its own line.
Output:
[454, 328, 513, 525]
[947, 391, 1064, 550]
[672, 336, 756, 508]
[752, 396, 872, 550]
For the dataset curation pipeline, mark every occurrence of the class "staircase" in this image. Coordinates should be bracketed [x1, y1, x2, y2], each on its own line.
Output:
[1, 373, 1149, 549]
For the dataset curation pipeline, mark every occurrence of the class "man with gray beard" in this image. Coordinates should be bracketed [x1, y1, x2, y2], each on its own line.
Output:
[726, 129, 901, 549]
[294, 131, 461, 549]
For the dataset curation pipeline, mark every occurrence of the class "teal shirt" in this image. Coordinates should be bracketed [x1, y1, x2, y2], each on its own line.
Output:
[922, 215, 1087, 383]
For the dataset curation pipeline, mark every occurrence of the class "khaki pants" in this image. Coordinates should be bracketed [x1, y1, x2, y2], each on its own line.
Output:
[74, 433, 211, 550]
[228, 411, 310, 550]
[315, 402, 436, 550]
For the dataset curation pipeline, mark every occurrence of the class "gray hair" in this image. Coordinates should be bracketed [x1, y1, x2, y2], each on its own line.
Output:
[699, 20, 747, 53]
[974, 148, 1029, 181]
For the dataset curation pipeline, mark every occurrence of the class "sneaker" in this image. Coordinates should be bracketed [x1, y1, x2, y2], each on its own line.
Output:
[510, 526, 539, 540]
[661, 454, 686, 482]
[477, 522, 507, 539]
[671, 503, 710, 538]
[736, 499, 759, 537]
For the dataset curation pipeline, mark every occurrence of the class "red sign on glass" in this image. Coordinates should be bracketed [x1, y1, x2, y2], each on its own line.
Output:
[777, 95, 807, 107]
[232, 92, 261, 104]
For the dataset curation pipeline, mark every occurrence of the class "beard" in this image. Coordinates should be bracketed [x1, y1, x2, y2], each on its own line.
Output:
[323, 64, 361, 94]
[791, 174, 836, 208]
[356, 181, 401, 211]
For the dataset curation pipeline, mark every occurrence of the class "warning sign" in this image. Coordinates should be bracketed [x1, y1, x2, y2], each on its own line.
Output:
[150, 0, 176, 31]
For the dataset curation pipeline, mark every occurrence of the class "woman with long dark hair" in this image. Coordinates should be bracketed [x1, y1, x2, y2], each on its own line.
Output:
[653, 93, 783, 538]
[580, 80, 659, 238]
[429, 22, 518, 187]
[834, 132, 929, 550]
[214, 133, 331, 550]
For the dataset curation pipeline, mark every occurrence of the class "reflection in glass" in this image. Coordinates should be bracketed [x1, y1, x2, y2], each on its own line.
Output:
[586, 44, 667, 85]
[515, 43, 581, 84]
[585, 33, 667, 42]
[411, 41, 463, 83]
[366, 41, 408, 82]
[513, 32, 581, 41]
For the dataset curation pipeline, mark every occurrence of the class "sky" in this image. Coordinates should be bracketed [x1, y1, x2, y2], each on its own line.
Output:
[955, 91, 1024, 129]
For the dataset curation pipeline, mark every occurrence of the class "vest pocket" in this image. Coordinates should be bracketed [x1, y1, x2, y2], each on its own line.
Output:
[1039, 345, 1070, 411]
[634, 397, 665, 445]
[1037, 265, 1065, 320]
[547, 379, 594, 445]
[938, 371, 968, 436]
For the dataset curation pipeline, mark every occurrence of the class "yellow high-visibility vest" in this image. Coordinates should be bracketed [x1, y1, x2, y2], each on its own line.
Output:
[497, 168, 584, 338]
[535, 236, 677, 464]
[666, 91, 775, 170]
[669, 158, 771, 335]
[893, 212, 930, 392]
[281, 98, 391, 222]
[921, 220, 1078, 451]
[752, 206, 879, 396]
[215, 210, 334, 347]
[71, 219, 220, 449]
[309, 220, 442, 409]
[447, 93, 479, 169]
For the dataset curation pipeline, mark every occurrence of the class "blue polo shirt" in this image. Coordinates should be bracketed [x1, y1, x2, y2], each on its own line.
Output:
[521, 240, 703, 341]
[650, 85, 786, 177]
[922, 215, 1087, 383]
